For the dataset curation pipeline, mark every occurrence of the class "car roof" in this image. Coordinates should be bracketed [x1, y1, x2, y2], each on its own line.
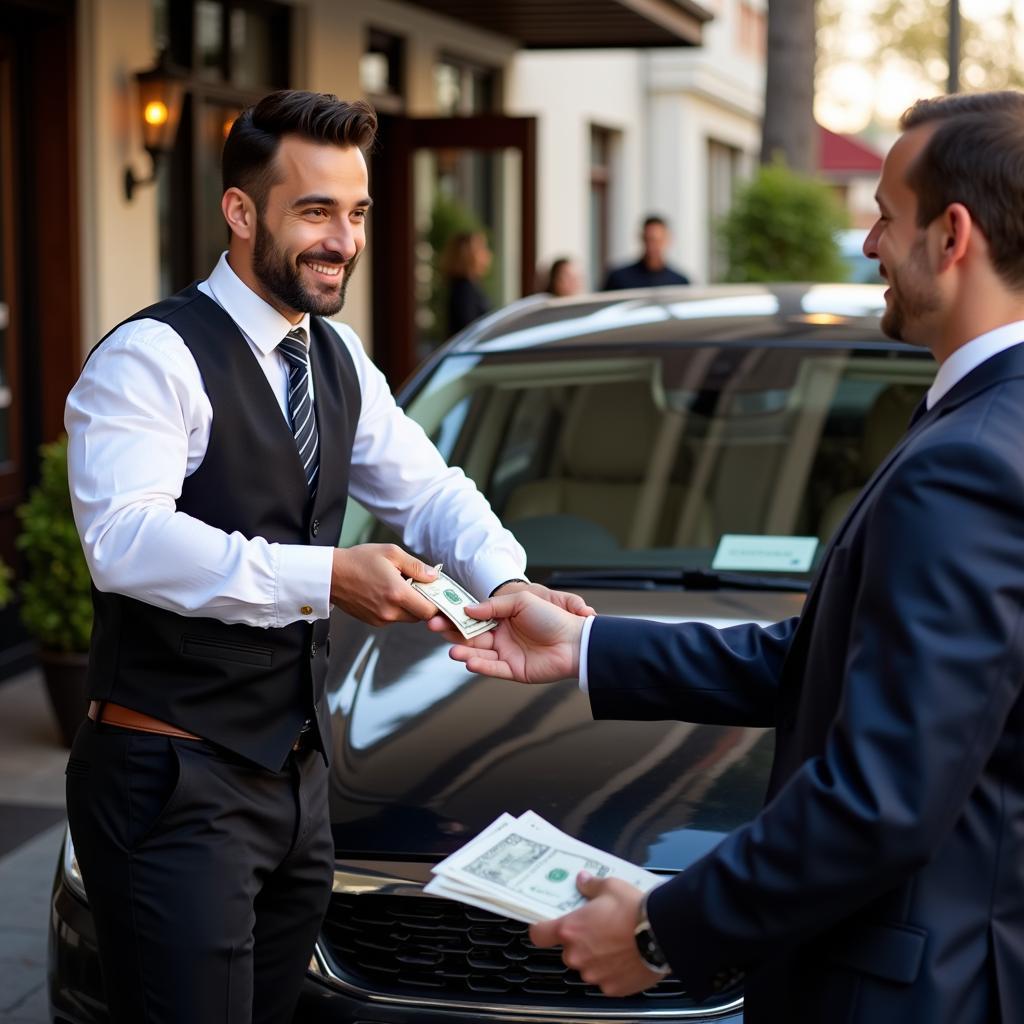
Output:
[447, 283, 909, 355]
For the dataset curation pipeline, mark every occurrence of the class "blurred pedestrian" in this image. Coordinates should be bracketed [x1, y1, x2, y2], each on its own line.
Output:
[541, 256, 583, 297]
[441, 230, 492, 335]
[603, 214, 690, 290]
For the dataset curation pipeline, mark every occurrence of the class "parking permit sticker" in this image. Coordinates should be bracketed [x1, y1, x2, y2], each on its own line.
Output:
[712, 534, 819, 573]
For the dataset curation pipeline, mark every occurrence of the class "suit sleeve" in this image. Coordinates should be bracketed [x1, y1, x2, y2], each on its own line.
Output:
[587, 615, 797, 727]
[646, 440, 1024, 1000]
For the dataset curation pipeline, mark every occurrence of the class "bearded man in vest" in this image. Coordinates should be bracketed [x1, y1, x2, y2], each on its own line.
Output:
[64, 90, 590, 1024]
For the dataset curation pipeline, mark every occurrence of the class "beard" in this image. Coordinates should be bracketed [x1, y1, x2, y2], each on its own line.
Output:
[252, 219, 358, 317]
[880, 235, 941, 345]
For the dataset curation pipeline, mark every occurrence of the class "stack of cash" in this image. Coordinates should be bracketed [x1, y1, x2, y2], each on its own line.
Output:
[409, 564, 498, 640]
[424, 810, 663, 924]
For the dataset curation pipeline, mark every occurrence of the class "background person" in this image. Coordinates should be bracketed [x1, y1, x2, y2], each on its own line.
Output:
[602, 214, 690, 290]
[441, 91, 1024, 1024]
[441, 229, 492, 335]
[64, 90, 589, 1024]
[541, 256, 583, 297]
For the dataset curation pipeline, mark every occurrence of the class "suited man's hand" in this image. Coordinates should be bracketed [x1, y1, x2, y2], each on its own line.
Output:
[435, 591, 586, 683]
[529, 873, 664, 998]
[490, 580, 596, 617]
[331, 545, 440, 627]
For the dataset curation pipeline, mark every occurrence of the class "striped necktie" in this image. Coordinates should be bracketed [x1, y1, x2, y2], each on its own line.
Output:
[277, 327, 319, 497]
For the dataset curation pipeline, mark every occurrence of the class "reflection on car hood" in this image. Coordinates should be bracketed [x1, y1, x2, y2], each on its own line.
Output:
[326, 588, 803, 872]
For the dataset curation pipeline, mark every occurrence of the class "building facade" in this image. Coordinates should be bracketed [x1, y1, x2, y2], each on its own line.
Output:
[1, 0, 740, 671]
[512, 0, 766, 289]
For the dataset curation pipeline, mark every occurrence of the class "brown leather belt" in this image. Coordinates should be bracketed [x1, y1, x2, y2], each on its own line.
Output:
[88, 700, 201, 741]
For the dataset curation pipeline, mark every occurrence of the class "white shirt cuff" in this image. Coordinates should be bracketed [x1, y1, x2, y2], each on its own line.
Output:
[468, 558, 529, 602]
[275, 544, 334, 625]
[577, 614, 597, 693]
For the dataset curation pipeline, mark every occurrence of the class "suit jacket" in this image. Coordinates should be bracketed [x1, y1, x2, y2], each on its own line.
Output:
[588, 342, 1024, 1023]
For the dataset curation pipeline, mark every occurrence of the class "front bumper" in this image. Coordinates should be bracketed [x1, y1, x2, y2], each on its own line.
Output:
[48, 850, 742, 1024]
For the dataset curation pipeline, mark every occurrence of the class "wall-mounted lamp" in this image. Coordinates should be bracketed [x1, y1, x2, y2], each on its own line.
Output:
[124, 52, 186, 202]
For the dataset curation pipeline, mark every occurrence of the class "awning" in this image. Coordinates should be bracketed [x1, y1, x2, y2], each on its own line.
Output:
[402, 0, 713, 48]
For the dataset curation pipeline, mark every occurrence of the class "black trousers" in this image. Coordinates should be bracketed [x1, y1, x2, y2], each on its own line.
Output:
[65, 719, 333, 1024]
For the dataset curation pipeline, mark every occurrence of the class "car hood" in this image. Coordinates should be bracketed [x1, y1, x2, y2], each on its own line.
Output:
[326, 588, 803, 872]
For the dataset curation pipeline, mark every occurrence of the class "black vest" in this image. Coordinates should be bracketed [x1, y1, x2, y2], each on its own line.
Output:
[85, 284, 361, 770]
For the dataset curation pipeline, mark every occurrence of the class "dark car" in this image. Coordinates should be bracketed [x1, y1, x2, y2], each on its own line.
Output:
[49, 284, 934, 1023]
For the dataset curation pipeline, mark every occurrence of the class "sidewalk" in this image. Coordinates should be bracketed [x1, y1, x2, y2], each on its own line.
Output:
[0, 669, 72, 1024]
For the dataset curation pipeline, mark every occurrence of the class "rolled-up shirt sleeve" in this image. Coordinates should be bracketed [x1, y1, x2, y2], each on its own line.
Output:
[334, 322, 526, 598]
[65, 319, 332, 627]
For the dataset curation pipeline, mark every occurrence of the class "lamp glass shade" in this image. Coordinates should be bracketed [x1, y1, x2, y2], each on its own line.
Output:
[136, 62, 185, 154]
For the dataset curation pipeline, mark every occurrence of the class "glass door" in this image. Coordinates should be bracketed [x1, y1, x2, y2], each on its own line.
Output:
[371, 115, 536, 387]
[412, 145, 522, 359]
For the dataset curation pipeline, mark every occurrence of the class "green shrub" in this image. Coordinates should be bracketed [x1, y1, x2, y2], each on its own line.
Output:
[0, 558, 10, 608]
[720, 162, 848, 283]
[16, 436, 92, 652]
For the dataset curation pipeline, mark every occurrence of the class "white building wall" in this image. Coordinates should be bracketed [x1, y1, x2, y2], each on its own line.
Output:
[509, 52, 646, 289]
[645, 68, 761, 283]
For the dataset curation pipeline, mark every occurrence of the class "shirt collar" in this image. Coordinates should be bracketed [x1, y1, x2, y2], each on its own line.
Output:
[927, 320, 1024, 409]
[203, 251, 311, 354]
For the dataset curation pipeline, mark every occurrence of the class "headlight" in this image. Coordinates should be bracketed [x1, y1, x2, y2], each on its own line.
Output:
[62, 827, 88, 903]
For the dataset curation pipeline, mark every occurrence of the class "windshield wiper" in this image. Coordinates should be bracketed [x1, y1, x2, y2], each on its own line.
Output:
[546, 568, 810, 593]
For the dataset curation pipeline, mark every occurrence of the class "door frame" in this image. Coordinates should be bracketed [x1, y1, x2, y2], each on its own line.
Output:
[371, 114, 537, 387]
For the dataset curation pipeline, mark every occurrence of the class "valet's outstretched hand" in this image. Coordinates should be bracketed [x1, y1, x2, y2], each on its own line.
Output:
[435, 591, 587, 684]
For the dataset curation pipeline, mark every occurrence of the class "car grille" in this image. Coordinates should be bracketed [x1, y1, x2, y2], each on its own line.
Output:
[320, 892, 708, 1011]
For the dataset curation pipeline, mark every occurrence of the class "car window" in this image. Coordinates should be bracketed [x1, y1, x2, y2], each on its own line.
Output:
[342, 345, 933, 574]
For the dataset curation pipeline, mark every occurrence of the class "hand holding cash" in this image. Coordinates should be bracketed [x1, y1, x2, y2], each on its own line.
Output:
[427, 811, 672, 998]
[407, 564, 498, 640]
[424, 810, 661, 924]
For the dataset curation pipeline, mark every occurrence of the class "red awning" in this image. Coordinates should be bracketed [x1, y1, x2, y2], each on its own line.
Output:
[818, 125, 884, 176]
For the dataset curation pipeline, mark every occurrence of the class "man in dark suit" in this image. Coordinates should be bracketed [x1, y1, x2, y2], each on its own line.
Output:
[441, 91, 1024, 1023]
[602, 215, 690, 289]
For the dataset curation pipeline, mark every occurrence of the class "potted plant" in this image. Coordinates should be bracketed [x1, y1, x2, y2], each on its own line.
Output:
[16, 436, 93, 746]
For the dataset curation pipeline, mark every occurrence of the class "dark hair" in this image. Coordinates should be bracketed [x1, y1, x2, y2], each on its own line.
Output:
[643, 215, 669, 230]
[544, 257, 571, 293]
[899, 91, 1024, 289]
[222, 90, 378, 213]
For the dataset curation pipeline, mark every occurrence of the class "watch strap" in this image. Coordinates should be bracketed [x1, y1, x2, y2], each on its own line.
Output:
[634, 891, 671, 975]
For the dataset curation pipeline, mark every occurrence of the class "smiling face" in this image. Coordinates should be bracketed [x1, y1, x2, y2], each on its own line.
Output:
[247, 135, 371, 319]
[863, 126, 943, 346]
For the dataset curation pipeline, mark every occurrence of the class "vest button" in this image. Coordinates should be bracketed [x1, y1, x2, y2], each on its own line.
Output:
[310, 640, 319, 658]
[311, 519, 320, 537]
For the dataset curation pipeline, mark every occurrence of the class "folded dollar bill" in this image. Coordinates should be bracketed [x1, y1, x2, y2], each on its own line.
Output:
[424, 810, 663, 924]
[409, 564, 497, 640]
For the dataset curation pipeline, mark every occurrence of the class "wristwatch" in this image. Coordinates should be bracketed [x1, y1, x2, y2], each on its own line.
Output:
[634, 892, 671, 975]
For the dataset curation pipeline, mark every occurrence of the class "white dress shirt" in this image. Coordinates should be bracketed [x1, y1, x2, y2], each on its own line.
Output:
[65, 252, 526, 628]
[926, 319, 1024, 408]
[579, 321, 1024, 693]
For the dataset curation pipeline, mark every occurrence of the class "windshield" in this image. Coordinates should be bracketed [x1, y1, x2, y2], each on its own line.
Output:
[343, 344, 934, 576]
